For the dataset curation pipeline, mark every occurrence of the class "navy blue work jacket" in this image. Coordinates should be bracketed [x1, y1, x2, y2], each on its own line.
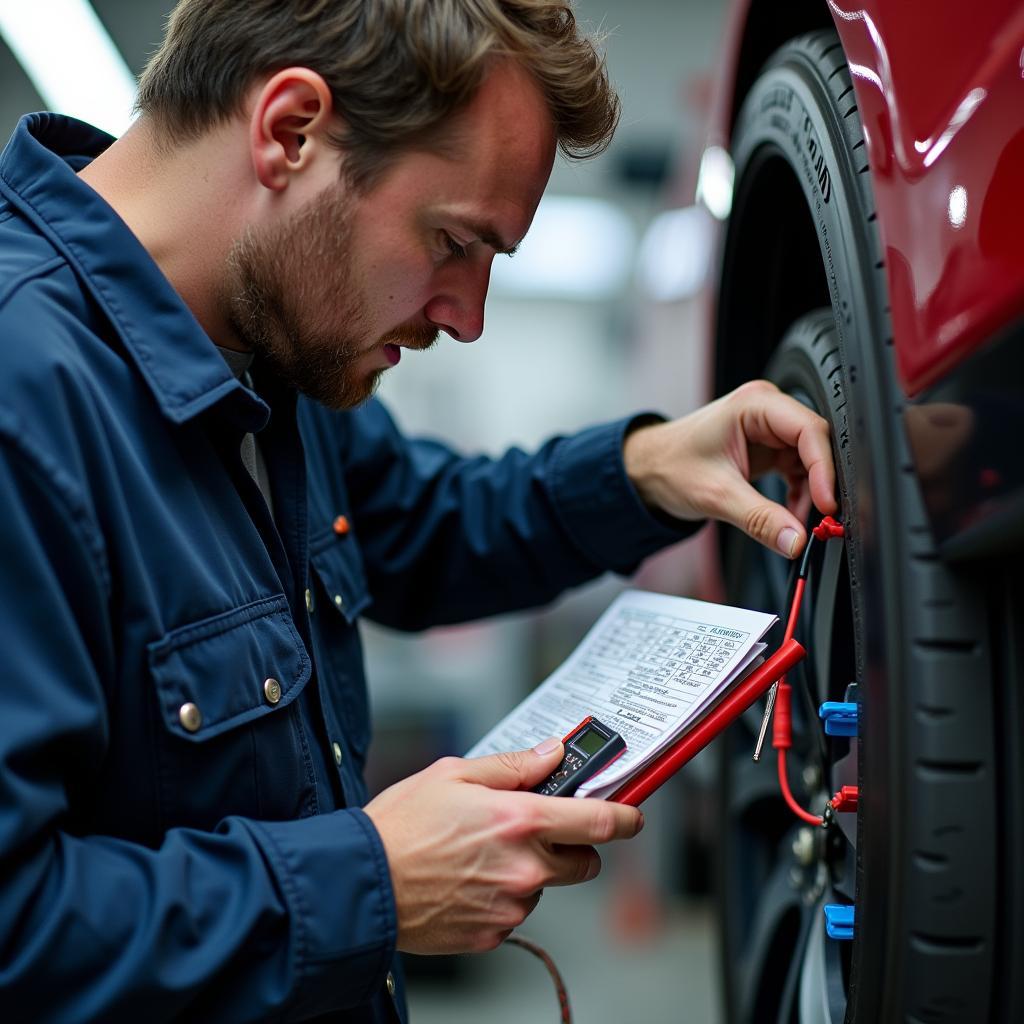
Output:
[0, 114, 692, 1022]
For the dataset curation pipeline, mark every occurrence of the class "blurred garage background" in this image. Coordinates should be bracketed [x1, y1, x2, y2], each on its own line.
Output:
[0, 1, 731, 1019]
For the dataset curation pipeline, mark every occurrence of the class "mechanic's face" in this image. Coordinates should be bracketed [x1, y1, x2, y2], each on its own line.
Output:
[228, 60, 556, 410]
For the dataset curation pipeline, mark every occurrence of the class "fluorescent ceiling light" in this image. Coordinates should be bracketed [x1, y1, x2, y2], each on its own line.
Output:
[0, 0, 137, 137]
[695, 145, 734, 221]
[637, 205, 714, 303]
[490, 195, 635, 300]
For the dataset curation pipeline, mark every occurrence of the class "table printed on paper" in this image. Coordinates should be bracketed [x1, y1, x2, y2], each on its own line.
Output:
[467, 589, 777, 798]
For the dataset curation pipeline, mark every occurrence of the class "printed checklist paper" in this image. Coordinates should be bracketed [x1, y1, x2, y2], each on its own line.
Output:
[466, 590, 777, 798]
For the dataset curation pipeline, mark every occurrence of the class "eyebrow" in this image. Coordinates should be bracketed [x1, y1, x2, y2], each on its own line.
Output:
[451, 217, 520, 257]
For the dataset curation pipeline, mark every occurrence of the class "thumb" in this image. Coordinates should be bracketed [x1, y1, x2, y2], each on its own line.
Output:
[720, 475, 808, 558]
[458, 737, 564, 791]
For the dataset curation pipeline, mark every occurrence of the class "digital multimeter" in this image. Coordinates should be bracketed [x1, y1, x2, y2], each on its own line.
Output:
[533, 716, 627, 797]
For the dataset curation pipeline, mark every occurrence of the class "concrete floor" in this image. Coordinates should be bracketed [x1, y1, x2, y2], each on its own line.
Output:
[405, 840, 723, 1024]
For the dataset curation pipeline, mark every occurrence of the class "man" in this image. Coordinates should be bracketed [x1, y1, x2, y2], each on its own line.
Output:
[0, 1, 836, 1020]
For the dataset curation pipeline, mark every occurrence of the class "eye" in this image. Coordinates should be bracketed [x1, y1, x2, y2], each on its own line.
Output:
[442, 232, 469, 260]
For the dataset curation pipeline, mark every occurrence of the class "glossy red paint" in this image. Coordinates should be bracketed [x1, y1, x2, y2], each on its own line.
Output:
[709, 0, 1024, 396]
[828, 0, 1024, 394]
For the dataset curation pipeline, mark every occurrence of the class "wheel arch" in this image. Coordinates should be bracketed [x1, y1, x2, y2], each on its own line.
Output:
[720, 0, 1024, 394]
[712, 0, 849, 399]
[724, 0, 833, 143]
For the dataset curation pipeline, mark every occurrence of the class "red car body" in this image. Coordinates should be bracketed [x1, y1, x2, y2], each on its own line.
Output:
[706, 0, 1024, 396]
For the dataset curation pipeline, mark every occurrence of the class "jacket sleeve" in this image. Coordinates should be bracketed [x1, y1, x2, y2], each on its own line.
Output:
[340, 400, 700, 630]
[0, 424, 396, 1023]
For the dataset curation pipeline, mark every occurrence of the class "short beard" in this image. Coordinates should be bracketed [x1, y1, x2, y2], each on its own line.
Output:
[225, 185, 378, 410]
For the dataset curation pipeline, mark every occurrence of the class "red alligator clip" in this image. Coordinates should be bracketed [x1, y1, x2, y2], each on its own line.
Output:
[812, 516, 845, 541]
[830, 785, 859, 812]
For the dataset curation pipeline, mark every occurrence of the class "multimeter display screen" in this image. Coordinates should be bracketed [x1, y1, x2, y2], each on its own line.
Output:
[573, 727, 606, 757]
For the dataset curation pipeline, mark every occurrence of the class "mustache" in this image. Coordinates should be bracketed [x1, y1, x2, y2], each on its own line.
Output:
[379, 324, 439, 351]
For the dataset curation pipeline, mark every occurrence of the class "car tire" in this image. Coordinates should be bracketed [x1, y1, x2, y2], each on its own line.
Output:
[714, 30, 999, 1023]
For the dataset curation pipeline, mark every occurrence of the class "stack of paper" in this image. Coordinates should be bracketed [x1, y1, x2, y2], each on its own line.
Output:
[466, 590, 777, 798]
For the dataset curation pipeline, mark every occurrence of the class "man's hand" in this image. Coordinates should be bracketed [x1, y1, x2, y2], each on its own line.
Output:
[363, 739, 644, 954]
[624, 380, 838, 558]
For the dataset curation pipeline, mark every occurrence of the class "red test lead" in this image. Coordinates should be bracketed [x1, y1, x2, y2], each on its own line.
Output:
[768, 516, 847, 827]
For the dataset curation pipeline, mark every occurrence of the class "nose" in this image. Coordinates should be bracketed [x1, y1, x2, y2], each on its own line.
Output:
[423, 260, 491, 343]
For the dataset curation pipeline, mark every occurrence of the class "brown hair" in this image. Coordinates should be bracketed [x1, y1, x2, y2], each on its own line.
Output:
[135, 0, 619, 187]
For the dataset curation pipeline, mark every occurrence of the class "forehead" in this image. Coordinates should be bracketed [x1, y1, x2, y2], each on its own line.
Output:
[367, 60, 557, 244]
[451, 58, 557, 185]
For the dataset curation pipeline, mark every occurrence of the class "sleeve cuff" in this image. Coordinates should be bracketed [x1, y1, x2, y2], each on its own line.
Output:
[247, 808, 397, 1017]
[550, 413, 702, 575]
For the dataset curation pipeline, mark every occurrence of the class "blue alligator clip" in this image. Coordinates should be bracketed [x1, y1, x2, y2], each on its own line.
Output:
[824, 903, 855, 940]
[819, 701, 858, 737]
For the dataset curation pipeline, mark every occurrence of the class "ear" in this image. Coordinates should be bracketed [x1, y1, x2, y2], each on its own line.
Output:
[249, 68, 335, 192]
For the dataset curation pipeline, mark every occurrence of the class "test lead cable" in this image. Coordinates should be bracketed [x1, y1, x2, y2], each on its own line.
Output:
[504, 933, 572, 1023]
[753, 515, 845, 826]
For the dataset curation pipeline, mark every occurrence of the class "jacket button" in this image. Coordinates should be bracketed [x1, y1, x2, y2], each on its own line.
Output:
[305, 588, 314, 613]
[333, 594, 344, 609]
[332, 741, 343, 766]
[263, 678, 282, 704]
[179, 702, 202, 733]
[333, 515, 350, 536]
[386, 971, 395, 997]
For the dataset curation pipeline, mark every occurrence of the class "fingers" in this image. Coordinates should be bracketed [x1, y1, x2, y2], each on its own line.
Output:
[508, 845, 602, 895]
[507, 844, 602, 900]
[734, 385, 838, 516]
[712, 471, 810, 557]
[541, 844, 602, 887]
[528, 793, 644, 846]
[788, 478, 813, 529]
[454, 738, 564, 791]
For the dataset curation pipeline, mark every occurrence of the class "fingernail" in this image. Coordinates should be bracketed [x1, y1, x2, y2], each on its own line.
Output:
[637, 812, 645, 834]
[533, 737, 562, 756]
[778, 527, 800, 558]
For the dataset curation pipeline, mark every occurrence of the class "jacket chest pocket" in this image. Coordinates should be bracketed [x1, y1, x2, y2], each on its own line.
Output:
[309, 529, 373, 760]
[147, 595, 318, 831]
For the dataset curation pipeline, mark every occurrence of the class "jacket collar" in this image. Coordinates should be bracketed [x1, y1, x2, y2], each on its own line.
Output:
[0, 113, 268, 431]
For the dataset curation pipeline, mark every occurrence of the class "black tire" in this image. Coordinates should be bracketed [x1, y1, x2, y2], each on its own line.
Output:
[715, 30, 1000, 1023]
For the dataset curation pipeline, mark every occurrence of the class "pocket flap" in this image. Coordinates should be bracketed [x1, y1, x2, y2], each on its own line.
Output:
[148, 595, 311, 742]
[310, 534, 372, 624]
